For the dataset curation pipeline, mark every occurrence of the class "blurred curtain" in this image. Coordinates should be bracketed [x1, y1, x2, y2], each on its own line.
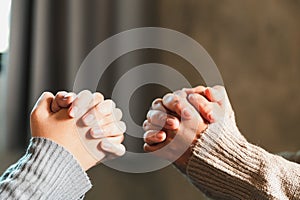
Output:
[5, 0, 160, 150]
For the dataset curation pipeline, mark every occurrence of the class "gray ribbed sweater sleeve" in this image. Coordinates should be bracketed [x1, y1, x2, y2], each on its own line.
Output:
[186, 118, 300, 200]
[0, 138, 92, 200]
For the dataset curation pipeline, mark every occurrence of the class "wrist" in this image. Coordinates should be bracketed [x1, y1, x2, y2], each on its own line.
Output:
[174, 135, 200, 174]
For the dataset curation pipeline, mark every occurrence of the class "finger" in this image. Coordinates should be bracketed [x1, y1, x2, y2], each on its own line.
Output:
[162, 93, 193, 119]
[82, 107, 122, 126]
[31, 92, 55, 118]
[90, 121, 126, 139]
[101, 141, 126, 157]
[69, 91, 104, 118]
[146, 110, 180, 130]
[51, 91, 71, 113]
[104, 134, 124, 144]
[56, 92, 76, 109]
[143, 142, 166, 153]
[188, 93, 221, 123]
[182, 85, 206, 95]
[143, 130, 167, 145]
[142, 120, 163, 131]
[95, 99, 116, 116]
[151, 98, 167, 112]
[173, 90, 187, 98]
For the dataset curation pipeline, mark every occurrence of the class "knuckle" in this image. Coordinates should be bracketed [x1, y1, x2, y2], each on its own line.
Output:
[117, 121, 126, 132]
[151, 98, 162, 108]
[92, 92, 104, 104]
[146, 110, 153, 121]
[41, 92, 54, 99]
[142, 120, 149, 130]
[78, 90, 93, 101]
[201, 102, 211, 112]
[114, 108, 123, 119]
[94, 92, 104, 99]
[30, 109, 39, 119]
[57, 91, 67, 96]
[104, 99, 116, 109]
[120, 135, 125, 143]
[174, 90, 187, 98]
[143, 144, 150, 152]
[162, 93, 175, 104]
[80, 90, 92, 96]
[158, 113, 167, 123]
[143, 132, 149, 142]
[173, 100, 181, 110]
[214, 85, 226, 94]
[117, 145, 126, 156]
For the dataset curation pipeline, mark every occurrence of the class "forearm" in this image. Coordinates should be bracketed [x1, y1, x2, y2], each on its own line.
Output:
[0, 138, 92, 200]
[186, 119, 300, 200]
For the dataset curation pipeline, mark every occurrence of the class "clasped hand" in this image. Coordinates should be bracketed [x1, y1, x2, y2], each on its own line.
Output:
[30, 85, 233, 172]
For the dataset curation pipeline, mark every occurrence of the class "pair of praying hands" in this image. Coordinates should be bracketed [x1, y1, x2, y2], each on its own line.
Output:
[30, 85, 232, 171]
[30, 91, 126, 171]
[143, 85, 233, 172]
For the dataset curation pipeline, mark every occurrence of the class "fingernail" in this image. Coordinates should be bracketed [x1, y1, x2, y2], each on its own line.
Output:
[188, 94, 196, 101]
[92, 128, 104, 138]
[156, 132, 166, 140]
[182, 108, 191, 118]
[69, 106, 78, 117]
[83, 114, 94, 124]
[63, 93, 74, 99]
[164, 95, 173, 103]
[209, 88, 222, 101]
[167, 118, 180, 129]
[166, 118, 174, 126]
[102, 141, 112, 150]
[59, 91, 68, 96]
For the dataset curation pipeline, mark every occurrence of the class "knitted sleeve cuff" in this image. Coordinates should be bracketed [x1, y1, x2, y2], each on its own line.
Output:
[0, 137, 92, 200]
[186, 118, 300, 200]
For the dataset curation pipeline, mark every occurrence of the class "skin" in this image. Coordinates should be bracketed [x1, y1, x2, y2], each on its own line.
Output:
[30, 90, 126, 171]
[143, 85, 232, 172]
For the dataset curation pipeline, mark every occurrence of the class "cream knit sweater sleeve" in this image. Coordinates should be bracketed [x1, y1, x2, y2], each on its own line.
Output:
[0, 138, 92, 200]
[186, 118, 300, 200]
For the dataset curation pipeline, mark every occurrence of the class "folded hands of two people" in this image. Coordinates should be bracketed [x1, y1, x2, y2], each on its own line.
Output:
[30, 85, 234, 171]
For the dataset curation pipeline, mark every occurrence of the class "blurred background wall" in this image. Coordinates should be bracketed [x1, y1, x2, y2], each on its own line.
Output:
[0, 0, 300, 199]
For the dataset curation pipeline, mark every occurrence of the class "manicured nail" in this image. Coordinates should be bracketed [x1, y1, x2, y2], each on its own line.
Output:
[69, 106, 78, 117]
[92, 128, 104, 138]
[83, 114, 94, 124]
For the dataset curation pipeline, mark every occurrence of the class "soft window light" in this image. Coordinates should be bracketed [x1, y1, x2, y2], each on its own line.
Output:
[0, 0, 11, 53]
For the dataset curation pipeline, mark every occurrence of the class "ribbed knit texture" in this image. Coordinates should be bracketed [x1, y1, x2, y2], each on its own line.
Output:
[186, 117, 300, 200]
[0, 138, 92, 200]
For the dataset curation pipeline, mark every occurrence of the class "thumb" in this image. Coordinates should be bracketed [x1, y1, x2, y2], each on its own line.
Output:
[31, 92, 55, 119]
[205, 86, 225, 103]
